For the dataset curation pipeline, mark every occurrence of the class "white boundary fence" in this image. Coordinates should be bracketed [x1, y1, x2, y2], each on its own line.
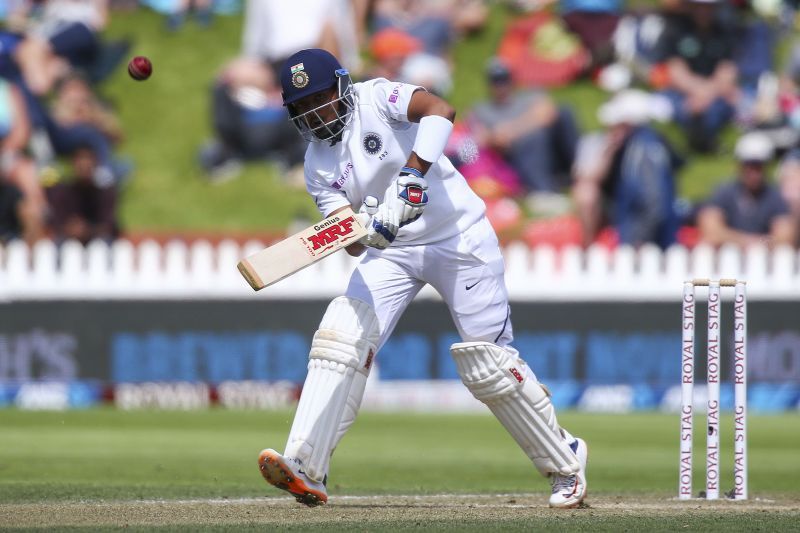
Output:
[1, 239, 798, 301]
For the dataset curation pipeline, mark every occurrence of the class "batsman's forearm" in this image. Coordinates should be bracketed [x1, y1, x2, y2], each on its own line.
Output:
[405, 152, 432, 175]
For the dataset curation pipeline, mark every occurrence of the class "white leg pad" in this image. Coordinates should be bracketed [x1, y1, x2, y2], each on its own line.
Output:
[332, 371, 368, 451]
[451, 341, 579, 477]
[285, 296, 379, 482]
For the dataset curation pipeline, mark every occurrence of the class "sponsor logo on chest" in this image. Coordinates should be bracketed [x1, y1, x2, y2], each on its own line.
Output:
[332, 161, 353, 190]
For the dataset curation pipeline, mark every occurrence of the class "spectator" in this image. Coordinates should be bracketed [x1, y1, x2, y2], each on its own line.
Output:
[366, 28, 453, 96]
[540, 0, 624, 70]
[367, 27, 422, 81]
[197, 0, 368, 182]
[45, 144, 120, 244]
[45, 73, 127, 186]
[398, 51, 453, 96]
[0, 178, 22, 243]
[604, 4, 671, 91]
[697, 131, 797, 248]
[0, 31, 54, 130]
[1, 1, 28, 27]
[571, 89, 681, 248]
[0, 34, 124, 188]
[171, 0, 213, 30]
[368, 0, 484, 100]
[777, 148, 800, 246]
[241, 0, 366, 74]
[198, 58, 306, 182]
[0, 78, 46, 242]
[778, 40, 800, 134]
[655, 0, 738, 153]
[371, 0, 488, 57]
[0, 178, 35, 243]
[139, 0, 216, 30]
[468, 57, 579, 197]
[12, 0, 110, 95]
[730, 1, 776, 113]
[51, 73, 122, 143]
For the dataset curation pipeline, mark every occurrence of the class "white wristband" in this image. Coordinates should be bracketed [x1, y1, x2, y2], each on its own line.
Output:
[412, 115, 453, 164]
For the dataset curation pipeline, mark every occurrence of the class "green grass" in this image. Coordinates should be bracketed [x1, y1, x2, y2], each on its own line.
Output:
[98, 5, 780, 234]
[1, 409, 798, 502]
[1, 409, 798, 530]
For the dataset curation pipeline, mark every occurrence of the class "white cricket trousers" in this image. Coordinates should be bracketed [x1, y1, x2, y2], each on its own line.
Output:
[345, 216, 516, 353]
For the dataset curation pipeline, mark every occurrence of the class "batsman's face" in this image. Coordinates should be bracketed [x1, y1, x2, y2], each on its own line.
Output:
[292, 87, 340, 130]
[287, 83, 354, 144]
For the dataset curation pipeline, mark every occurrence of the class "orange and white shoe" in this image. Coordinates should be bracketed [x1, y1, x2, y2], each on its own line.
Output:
[257, 449, 328, 507]
[548, 437, 588, 508]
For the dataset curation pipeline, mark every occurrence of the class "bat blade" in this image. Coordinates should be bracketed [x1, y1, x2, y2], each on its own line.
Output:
[237, 207, 368, 291]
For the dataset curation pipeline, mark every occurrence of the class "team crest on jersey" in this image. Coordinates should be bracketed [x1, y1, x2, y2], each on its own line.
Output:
[290, 63, 309, 88]
[362, 133, 383, 155]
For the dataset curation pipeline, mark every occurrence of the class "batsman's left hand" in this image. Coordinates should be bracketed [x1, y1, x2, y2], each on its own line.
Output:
[358, 196, 399, 250]
[387, 166, 428, 227]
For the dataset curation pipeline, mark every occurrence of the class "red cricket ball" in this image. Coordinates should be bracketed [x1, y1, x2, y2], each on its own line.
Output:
[128, 56, 153, 81]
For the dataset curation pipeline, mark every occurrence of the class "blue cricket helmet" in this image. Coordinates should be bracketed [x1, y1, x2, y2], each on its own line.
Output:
[281, 48, 345, 105]
[280, 48, 355, 145]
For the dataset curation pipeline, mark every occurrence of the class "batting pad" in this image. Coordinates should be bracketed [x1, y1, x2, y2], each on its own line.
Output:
[285, 297, 379, 482]
[450, 342, 580, 477]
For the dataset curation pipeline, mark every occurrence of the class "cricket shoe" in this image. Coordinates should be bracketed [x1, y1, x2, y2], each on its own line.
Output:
[257, 449, 328, 507]
[548, 437, 588, 509]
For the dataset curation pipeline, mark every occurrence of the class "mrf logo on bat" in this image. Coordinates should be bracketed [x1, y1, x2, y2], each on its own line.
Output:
[301, 214, 359, 255]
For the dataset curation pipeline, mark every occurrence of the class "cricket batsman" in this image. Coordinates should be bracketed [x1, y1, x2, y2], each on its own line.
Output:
[257, 48, 588, 508]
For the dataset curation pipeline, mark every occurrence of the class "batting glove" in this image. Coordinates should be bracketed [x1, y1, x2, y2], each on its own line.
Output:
[358, 196, 399, 250]
[387, 167, 428, 227]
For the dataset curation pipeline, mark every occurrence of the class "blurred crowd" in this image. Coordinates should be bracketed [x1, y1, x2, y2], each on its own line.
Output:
[2, 0, 800, 252]
[462, 0, 800, 252]
[0, 0, 132, 246]
[0, 0, 244, 247]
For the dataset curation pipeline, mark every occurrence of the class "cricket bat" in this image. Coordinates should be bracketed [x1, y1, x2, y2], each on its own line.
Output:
[237, 207, 368, 291]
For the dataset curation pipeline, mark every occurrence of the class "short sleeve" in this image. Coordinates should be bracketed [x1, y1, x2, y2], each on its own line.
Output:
[370, 79, 424, 124]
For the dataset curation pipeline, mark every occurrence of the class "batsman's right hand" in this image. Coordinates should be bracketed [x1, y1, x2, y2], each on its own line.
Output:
[358, 196, 399, 250]
[386, 167, 428, 227]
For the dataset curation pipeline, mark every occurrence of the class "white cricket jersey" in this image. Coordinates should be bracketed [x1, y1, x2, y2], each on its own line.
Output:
[304, 79, 486, 245]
